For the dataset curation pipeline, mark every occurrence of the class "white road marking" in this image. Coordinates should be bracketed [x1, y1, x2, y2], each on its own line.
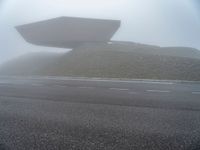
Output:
[54, 85, 69, 88]
[78, 87, 95, 89]
[75, 79, 174, 85]
[192, 92, 200, 95]
[109, 88, 129, 91]
[36, 76, 175, 85]
[147, 90, 170, 93]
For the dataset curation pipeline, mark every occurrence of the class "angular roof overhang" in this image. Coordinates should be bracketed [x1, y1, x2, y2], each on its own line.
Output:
[16, 17, 121, 49]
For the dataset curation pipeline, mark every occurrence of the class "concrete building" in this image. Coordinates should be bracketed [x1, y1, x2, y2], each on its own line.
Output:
[16, 17, 121, 49]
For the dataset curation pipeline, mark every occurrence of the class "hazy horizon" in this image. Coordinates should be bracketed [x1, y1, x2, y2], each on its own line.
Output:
[0, 0, 200, 63]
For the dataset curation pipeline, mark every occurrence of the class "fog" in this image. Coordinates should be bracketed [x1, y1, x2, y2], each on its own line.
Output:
[0, 0, 200, 63]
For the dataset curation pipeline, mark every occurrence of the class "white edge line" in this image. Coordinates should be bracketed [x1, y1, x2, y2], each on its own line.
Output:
[147, 90, 170, 93]
[5, 76, 175, 85]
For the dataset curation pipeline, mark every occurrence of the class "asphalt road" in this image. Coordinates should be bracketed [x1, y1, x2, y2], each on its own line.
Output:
[0, 76, 200, 150]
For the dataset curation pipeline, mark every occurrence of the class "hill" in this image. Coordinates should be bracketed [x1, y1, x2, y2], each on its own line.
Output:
[1, 42, 200, 81]
[77, 41, 200, 59]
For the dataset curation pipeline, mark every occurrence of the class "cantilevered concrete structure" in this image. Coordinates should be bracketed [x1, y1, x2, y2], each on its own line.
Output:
[16, 17, 121, 49]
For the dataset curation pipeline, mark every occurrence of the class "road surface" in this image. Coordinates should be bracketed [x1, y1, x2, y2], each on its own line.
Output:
[0, 76, 200, 150]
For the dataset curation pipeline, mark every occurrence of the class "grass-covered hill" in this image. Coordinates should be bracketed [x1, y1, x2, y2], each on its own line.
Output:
[1, 42, 200, 81]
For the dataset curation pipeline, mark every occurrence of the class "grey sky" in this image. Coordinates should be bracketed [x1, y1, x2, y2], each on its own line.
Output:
[0, 0, 200, 63]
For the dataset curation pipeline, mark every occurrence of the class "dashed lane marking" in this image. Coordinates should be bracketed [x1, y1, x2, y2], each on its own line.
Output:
[109, 88, 129, 91]
[78, 87, 95, 89]
[147, 90, 170, 93]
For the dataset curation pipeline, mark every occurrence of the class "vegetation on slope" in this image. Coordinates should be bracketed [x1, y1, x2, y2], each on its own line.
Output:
[1, 42, 200, 81]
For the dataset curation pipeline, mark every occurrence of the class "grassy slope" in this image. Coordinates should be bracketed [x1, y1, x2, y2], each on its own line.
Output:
[1, 42, 200, 81]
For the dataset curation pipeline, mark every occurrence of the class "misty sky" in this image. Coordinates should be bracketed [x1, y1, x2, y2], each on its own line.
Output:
[0, 0, 200, 63]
